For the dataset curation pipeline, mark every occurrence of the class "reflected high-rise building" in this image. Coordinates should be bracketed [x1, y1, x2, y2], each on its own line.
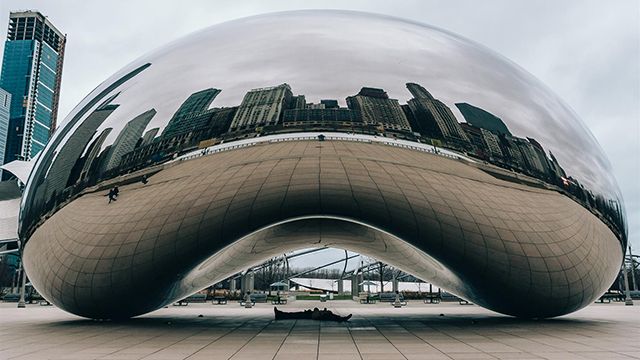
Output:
[41, 103, 118, 201]
[283, 106, 362, 128]
[406, 82, 434, 100]
[527, 137, 554, 181]
[230, 83, 293, 130]
[548, 151, 567, 180]
[405, 83, 470, 148]
[205, 107, 236, 138]
[291, 95, 306, 109]
[0, 88, 10, 178]
[116, 87, 238, 173]
[346, 87, 410, 131]
[102, 109, 156, 172]
[0, 11, 66, 166]
[460, 122, 504, 161]
[320, 99, 339, 109]
[78, 127, 112, 184]
[161, 88, 220, 138]
[499, 135, 526, 170]
[307, 102, 325, 109]
[460, 122, 488, 156]
[455, 102, 511, 136]
[511, 136, 546, 175]
[480, 128, 503, 158]
[140, 128, 159, 146]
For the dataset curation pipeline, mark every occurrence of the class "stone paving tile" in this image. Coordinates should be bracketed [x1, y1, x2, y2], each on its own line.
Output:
[1, 301, 640, 360]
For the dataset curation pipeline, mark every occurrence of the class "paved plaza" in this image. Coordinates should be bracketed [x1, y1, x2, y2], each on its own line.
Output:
[1, 301, 639, 360]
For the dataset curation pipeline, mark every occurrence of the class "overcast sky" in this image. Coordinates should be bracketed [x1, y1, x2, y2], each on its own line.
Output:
[1, 0, 638, 261]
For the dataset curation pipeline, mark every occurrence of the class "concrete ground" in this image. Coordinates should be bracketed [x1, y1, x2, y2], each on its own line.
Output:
[0, 301, 639, 360]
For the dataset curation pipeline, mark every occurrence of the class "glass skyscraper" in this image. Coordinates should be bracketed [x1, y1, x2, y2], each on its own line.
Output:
[0, 88, 10, 178]
[0, 10, 65, 172]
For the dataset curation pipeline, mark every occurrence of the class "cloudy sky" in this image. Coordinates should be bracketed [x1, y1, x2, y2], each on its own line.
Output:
[1, 0, 638, 259]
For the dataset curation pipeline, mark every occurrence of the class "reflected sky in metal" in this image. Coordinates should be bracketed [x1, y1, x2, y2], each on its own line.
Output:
[21, 11, 626, 250]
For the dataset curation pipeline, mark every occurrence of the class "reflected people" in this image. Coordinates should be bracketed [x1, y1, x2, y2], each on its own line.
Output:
[19, 10, 627, 320]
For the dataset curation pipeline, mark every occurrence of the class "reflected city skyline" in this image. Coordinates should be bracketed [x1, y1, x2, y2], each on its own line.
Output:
[23, 80, 626, 247]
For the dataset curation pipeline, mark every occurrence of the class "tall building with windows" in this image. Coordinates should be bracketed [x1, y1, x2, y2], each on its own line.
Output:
[78, 127, 113, 184]
[405, 83, 469, 148]
[480, 128, 503, 158]
[0, 11, 66, 166]
[0, 88, 10, 178]
[161, 88, 220, 138]
[455, 102, 511, 136]
[102, 109, 156, 172]
[42, 104, 119, 200]
[346, 87, 410, 131]
[140, 128, 159, 146]
[230, 83, 293, 130]
[406, 82, 434, 100]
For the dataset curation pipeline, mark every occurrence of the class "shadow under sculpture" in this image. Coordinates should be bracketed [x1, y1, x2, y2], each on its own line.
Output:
[275, 307, 352, 322]
[18, 11, 626, 320]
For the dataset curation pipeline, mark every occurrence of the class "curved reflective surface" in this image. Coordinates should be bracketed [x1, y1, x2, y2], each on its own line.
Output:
[20, 10, 626, 319]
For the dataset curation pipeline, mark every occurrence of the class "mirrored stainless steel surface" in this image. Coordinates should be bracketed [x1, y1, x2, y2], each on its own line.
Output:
[20, 10, 626, 319]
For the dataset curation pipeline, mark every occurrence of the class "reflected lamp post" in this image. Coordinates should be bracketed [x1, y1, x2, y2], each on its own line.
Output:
[17, 249, 26, 308]
[623, 255, 634, 306]
[629, 246, 637, 291]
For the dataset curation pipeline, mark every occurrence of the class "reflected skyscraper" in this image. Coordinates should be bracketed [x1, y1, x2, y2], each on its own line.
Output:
[103, 109, 156, 172]
[405, 83, 469, 148]
[456, 102, 511, 136]
[481, 128, 503, 158]
[162, 88, 220, 138]
[320, 99, 339, 109]
[511, 136, 546, 175]
[346, 87, 410, 131]
[291, 95, 306, 109]
[0, 11, 66, 167]
[406, 82, 434, 100]
[78, 127, 113, 184]
[230, 83, 293, 130]
[527, 137, 554, 180]
[140, 128, 159, 146]
[283, 106, 362, 127]
[41, 103, 118, 201]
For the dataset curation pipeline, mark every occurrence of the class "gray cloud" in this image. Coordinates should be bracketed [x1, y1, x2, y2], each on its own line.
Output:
[0, 0, 637, 250]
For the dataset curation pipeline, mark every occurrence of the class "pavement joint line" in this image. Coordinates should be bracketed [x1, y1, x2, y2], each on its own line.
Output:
[395, 317, 456, 360]
[226, 318, 275, 360]
[345, 317, 365, 360]
[360, 313, 410, 360]
[270, 319, 296, 360]
[183, 317, 256, 360]
[315, 319, 321, 360]
[119, 322, 208, 360]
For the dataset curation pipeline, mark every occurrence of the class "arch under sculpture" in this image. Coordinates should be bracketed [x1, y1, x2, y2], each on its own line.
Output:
[19, 11, 626, 319]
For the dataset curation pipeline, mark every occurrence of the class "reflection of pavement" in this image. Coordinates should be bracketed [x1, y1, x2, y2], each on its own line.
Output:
[24, 140, 621, 319]
[1, 302, 639, 359]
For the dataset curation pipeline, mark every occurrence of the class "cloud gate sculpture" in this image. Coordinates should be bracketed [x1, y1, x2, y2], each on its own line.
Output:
[19, 11, 626, 319]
